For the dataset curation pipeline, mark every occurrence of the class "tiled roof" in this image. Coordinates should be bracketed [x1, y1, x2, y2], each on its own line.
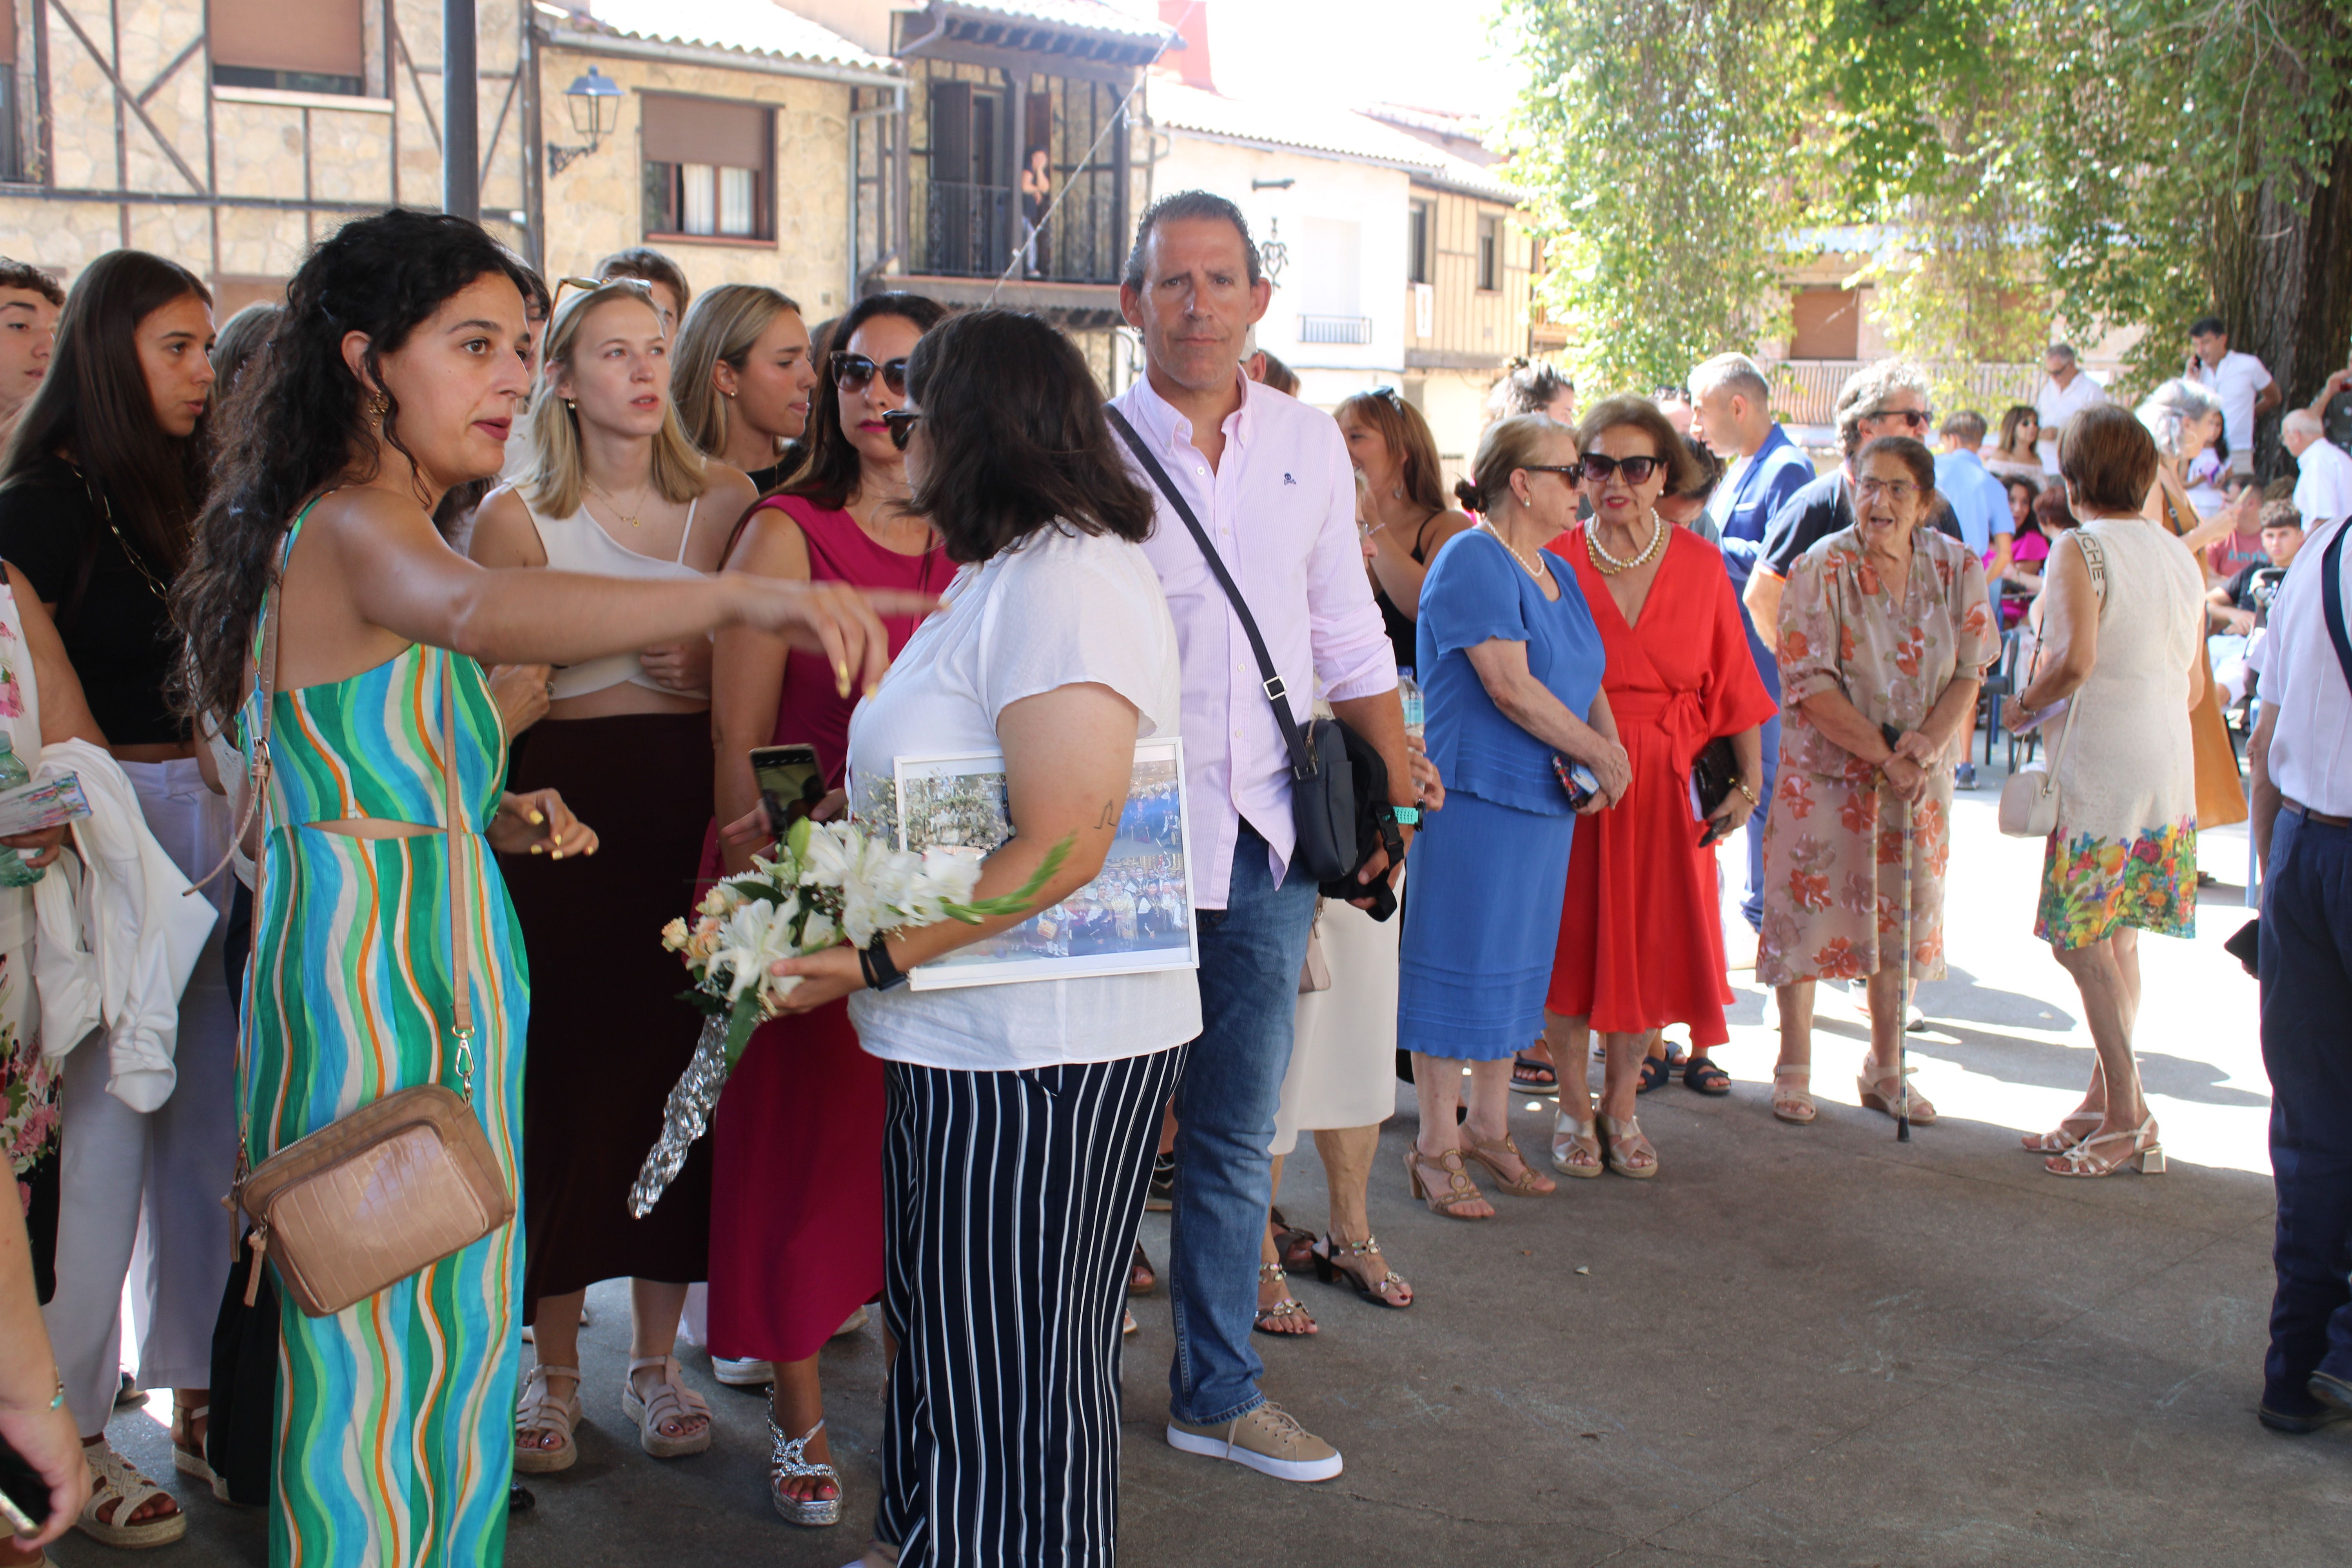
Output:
[1149, 81, 1521, 202]
[568, 0, 897, 73]
[938, 0, 1175, 43]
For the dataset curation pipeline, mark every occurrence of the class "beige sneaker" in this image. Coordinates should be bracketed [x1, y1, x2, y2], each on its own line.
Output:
[1165, 1401, 1342, 1482]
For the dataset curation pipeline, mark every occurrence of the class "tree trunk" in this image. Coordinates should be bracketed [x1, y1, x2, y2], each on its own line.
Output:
[2243, 13, 2352, 481]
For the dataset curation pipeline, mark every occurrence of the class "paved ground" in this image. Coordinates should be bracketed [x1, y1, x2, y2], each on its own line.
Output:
[64, 755, 2350, 1566]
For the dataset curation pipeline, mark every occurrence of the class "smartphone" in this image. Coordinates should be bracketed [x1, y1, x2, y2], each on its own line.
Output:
[750, 743, 825, 831]
[0, 1431, 49, 1535]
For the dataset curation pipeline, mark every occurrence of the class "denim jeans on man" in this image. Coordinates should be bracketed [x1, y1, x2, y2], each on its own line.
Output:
[1167, 820, 1318, 1425]
[2256, 805, 2352, 1417]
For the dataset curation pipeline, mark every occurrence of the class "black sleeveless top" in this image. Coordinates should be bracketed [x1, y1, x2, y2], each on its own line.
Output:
[1374, 511, 1441, 673]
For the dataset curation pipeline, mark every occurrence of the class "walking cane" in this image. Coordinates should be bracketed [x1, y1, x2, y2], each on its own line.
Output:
[1881, 724, 1914, 1144]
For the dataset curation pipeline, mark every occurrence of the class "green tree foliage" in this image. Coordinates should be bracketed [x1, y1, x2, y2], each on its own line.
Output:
[1490, 0, 1801, 394]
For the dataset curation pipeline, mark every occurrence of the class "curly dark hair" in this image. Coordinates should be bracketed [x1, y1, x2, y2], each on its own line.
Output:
[0, 249, 212, 580]
[903, 309, 1154, 564]
[172, 209, 535, 726]
[784, 291, 946, 512]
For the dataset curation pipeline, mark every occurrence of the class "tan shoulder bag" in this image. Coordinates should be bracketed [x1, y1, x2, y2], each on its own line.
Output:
[228, 542, 515, 1317]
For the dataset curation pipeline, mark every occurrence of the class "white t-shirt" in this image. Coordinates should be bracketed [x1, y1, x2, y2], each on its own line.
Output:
[2257, 517, 2352, 815]
[2035, 370, 2108, 473]
[2294, 437, 2352, 527]
[844, 523, 1201, 1073]
[2189, 350, 2274, 462]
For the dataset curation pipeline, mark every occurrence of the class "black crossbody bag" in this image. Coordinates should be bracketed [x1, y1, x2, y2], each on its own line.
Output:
[1105, 406, 1389, 893]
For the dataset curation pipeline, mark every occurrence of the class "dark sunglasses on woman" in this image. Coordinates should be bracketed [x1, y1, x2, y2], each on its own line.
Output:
[881, 409, 921, 451]
[1580, 452, 1662, 484]
[831, 351, 909, 397]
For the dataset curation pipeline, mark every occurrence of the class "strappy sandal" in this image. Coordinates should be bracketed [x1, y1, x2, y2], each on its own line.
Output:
[1253, 1262, 1318, 1334]
[1129, 1241, 1158, 1296]
[171, 1400, 214, 1485]
[1511, 1052, 1560, 1096]
[768, 1414, 844, 1526]
[624, 1354, 713, 1459]
[2022, 1111, 2101, 1153]
[1771, 1065, 1816, 1125]
[513, 1363, 583, 1474]
[1595, 1113, 1658, 1180]
[1682, 1055, 1732, 1096]
[2044, 1116, 2165, 1178]
[1635, 1056, 1671, 1094]
[1550, 1111, 1603, 1178]
[1311, 1234, 1413, 1308]
[1858, 1061, 1938, 1125]
[1462, 1133, 1557, 1196]
[1269, 1207, 1317, 1272]
[77, 1441, 186, 1548]
[1402, 1145, 1491, 1219]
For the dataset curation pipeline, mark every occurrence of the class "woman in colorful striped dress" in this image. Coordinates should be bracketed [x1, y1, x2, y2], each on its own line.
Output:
[171, 212, 924, 1566]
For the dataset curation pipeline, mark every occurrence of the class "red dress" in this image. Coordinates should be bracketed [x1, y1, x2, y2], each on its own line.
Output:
[1545, 525, 1776, 1047]
[706, 495, 951, 1363]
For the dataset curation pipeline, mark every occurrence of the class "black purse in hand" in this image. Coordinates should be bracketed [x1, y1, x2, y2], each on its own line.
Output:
[1106, 407, 1375, 890]
[1691, 735, 1741, 846]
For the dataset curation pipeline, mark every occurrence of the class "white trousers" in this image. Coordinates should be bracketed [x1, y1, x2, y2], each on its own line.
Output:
[41, 758, 235, 1434]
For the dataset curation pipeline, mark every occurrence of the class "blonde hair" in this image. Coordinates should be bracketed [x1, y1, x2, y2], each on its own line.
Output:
[525, 281, 708, 517]
[1457, 413, 1572, 515]
[672, 282, 803, 456]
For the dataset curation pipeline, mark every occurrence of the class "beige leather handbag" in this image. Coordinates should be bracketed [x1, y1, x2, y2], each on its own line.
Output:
[227, 550, 514, 1317]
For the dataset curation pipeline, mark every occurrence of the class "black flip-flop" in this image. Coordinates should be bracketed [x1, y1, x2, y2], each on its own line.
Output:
[1682, 1056, 1732, 1096]
[1636, 1056, 1671, 1094]
[1511, 1053, 1561, 1096]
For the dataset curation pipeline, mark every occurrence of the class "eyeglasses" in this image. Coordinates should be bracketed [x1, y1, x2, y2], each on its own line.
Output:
[1579, 452, 1663, 484]
[1854, 479, 1920, 501]
[1521, 463, 1584, 484]
[881, 409, 922, 451]
[832, 351, 909, 397]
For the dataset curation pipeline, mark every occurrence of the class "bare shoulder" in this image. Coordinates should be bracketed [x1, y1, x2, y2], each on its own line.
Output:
[467, 483, 546, 567]
[1425, 509, 1475, 548]
[723, 495, 810, 580]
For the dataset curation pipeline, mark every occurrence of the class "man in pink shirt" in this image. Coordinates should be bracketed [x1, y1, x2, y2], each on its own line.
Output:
[1109, 192, 1414, 1486]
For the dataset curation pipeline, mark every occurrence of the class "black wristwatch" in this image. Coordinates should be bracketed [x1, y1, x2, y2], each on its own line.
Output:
[858, 936, 909, 992]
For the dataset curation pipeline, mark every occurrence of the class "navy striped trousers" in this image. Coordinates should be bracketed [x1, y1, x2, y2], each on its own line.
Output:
[877, 1045, 1187, 1567]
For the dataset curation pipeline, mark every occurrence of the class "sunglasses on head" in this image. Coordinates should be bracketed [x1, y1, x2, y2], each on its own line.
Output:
[1579, 452, 1663, 484]
[881, 409, 922, 451]
[832, 351, 909, 397]
[553, 275, 659, 316]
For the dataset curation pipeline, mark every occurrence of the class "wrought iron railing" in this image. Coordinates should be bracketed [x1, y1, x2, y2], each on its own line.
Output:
[919, 180, 1013, 280]
[916, 177, 1123, 285]
[1299, 314, 1372, 346]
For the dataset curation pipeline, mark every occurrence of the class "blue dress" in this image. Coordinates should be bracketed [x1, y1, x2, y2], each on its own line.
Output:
[1398, 529, 1606, 1060]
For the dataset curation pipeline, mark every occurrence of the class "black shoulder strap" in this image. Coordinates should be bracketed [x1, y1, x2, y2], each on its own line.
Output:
[1105, 404, 1317, 781]
[2319, 521, 2352, 695]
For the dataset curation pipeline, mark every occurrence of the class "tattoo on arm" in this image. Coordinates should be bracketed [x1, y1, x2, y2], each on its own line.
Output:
[1094, 799, 1121, 829]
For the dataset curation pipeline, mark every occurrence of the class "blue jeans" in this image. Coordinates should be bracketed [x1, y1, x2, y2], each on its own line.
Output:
[2258, 807, 2352, 1415]
[1740, 615, 1782, 934]
[1167, 820, 1318, 1425]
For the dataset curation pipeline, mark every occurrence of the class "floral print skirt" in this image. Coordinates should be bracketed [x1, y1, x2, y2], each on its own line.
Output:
[2033, 819, 2196, 950]
[1757, 766, 1953, 988]
[0, 949, 58, 1298]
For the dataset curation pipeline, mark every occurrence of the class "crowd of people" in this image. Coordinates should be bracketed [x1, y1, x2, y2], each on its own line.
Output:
[0, 188, 2346, 1568]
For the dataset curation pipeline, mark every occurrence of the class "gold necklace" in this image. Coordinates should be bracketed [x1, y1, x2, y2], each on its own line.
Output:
[1585, 510, 1666, 575]
[1484, 523, 1548, 583]
[588, 477, 655, 528]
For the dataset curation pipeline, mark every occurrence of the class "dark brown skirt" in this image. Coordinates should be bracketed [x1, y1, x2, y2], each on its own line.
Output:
[507, 710, 716, 1323]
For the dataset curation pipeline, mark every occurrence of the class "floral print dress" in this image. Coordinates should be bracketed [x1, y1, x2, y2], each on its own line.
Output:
[1758, 526, 1994, 986]
[0, 577, 54, 1293]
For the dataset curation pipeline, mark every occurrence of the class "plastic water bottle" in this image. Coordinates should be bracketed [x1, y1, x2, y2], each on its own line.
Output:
[0, 734, 41, 887]
[1397, 671, 1425, 745]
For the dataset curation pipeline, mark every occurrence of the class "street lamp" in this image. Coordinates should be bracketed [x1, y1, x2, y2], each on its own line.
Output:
[548, 66, 623, 175]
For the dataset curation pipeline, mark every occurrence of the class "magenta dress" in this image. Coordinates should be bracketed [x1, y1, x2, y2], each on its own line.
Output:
[706, 495, 950, 1364]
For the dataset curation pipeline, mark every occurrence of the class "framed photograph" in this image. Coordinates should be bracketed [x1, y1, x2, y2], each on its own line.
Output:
[890, 738, 1197, 990]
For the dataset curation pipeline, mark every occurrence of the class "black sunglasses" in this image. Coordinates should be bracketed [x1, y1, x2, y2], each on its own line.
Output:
[1579, 452, 1663, 484]
[831, 351, 909, 397]
[881, 409, 921, 451]
[1878, 407, 1934, 430]
[1521, 463, 1584, 484]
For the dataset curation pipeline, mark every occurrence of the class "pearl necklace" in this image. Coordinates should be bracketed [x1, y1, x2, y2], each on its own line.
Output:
[1585, 510, 1666, 575]
[1484, 523, 1548, 583]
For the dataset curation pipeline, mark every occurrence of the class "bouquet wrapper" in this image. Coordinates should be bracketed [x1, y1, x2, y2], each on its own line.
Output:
[628, 998, 761, 1219]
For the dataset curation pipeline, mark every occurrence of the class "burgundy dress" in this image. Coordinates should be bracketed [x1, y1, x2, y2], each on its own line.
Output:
[706, 495, 950, 1363]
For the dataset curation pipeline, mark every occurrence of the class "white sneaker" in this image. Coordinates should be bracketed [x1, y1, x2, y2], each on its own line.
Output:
[712, 1356, 775, 1387]
[1166, 1401, 1342, 1482]
[832, 1305, 870, 1339]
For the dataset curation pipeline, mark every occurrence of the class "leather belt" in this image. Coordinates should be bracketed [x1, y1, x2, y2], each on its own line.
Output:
[2283, 795, 2352, 828]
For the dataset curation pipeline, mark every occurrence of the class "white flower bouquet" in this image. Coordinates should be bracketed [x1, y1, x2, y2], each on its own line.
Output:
[629, 814, 1067, 1216]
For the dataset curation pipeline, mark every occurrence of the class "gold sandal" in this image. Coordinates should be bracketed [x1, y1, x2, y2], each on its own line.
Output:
[1595, 1113, 1658, 1180]
[1462, 1134, 1557, 1196]
[1550, 1112, 1603, 1178]
[1402, 1146, 1491, 1219]
[1253, 1263, 1318, 1334]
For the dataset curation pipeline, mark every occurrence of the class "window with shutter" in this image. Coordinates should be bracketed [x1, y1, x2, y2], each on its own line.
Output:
[642, 96, 773, 243]
[211, 0, 365, 96]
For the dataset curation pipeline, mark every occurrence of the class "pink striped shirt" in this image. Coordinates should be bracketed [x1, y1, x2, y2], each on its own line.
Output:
[1111, 371, 1396, 907]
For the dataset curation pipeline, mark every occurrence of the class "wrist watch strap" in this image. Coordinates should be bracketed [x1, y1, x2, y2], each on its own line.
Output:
[860, 936, 910, 992]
